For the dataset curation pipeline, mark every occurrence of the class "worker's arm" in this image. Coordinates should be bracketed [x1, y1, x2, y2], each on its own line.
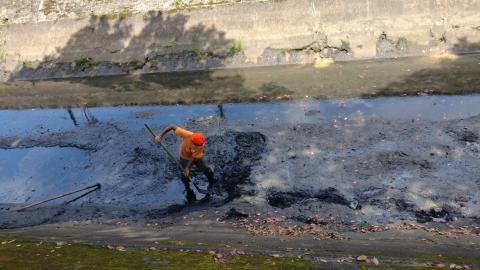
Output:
[155, 125, 177, 143]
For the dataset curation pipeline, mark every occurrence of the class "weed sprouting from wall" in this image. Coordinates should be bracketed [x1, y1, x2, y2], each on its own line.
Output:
[230, 40, 242, 54]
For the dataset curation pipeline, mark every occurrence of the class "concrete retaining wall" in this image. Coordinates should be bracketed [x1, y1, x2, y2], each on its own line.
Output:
[1, 0, 480, 81]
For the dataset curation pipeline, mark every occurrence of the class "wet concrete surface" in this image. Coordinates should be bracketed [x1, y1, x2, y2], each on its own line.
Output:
[1, 95, 480, 232]
[2, 221, 479, 269]
[1, 53, 480, 109]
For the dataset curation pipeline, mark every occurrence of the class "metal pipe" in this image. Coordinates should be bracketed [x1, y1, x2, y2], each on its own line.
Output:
[15, 183, 101, 212]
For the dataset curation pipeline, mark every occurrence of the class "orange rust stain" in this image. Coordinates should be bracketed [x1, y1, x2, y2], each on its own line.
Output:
[0, 255, 14, 262]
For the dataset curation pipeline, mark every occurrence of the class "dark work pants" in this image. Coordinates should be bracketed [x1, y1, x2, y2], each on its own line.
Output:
[180, 158, 215, 198]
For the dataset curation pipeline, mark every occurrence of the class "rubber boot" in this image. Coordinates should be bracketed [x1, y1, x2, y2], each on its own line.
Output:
[204, 167, 219, 197]
[182, 178, 196, 203]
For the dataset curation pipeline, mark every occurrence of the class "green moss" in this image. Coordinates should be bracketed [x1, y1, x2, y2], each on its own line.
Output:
[22, 60, 34, 70]
[1, 18, 8, 25]
[74, 56, 98, 69]
[0, 240, 320, 269]
[90, 8, 133, 20]
[42, 0, 56, 15]
[413, 253, 480, 263]
[230, 39, 242, 54]
[193, 47, 202, 58]
[128, 59, 144, 69]
[326, 248, 480, 265]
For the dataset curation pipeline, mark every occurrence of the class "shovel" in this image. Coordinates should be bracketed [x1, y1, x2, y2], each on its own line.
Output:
[144, 124, 208, 194]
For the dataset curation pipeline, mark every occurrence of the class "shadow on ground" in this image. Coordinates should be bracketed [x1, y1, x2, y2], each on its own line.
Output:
[362, 39, 480, 98]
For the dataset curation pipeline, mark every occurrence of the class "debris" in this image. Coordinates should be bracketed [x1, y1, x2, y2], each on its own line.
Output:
[209, 251, 227, 264]
[55, 241, 65, 246]
[349, 200, 359, 210]
[0, 256, 13, 262]
[222, 208, 248, 220]
[357, 255, 368, 261]
[230, 249, 245, 256]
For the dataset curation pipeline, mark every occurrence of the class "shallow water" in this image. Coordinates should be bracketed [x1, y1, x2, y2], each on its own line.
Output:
[2, 95, 480, 137]
[0, 147, 87, 203]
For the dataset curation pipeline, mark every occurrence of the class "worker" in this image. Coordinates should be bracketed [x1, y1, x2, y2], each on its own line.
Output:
[155, 125, 216, 203]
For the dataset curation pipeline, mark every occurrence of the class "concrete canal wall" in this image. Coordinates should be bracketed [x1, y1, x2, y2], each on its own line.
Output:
[1, 0, 479, 81]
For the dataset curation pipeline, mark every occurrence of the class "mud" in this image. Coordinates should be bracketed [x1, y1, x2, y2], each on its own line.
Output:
[208, 131, 266, 201]
[0, 119, 266, 228]
[415, 208, 453, 223]
[1, 96, 480, 230]
[221, 208, 249, 220]
[266, 188, 357, 209]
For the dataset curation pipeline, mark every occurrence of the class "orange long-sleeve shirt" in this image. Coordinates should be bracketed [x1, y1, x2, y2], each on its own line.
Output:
[175, 127, 205, 160]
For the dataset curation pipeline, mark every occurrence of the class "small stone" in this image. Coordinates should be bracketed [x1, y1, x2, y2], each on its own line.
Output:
[357, 255, 368, 261]
[372, 257, 379, 265]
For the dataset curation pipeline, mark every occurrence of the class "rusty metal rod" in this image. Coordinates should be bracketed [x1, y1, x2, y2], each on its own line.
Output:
[15, 183, 101, 212]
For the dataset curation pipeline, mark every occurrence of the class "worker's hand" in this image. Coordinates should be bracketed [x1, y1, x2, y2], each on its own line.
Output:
[154, 135, 162, 143]
[183, 168, 190, 178]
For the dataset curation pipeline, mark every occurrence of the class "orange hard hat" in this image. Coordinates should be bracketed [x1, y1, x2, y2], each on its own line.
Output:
[191, 133, 206, 146]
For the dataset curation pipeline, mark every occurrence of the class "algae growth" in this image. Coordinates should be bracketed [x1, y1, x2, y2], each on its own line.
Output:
[0, 240, 319, 269]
